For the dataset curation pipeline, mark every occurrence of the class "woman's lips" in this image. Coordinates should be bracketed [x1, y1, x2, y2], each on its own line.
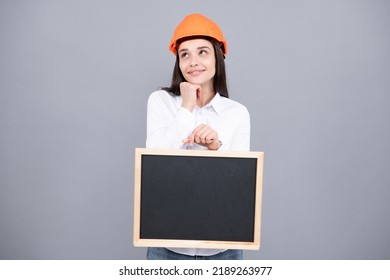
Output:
[188, 69, 205, 76]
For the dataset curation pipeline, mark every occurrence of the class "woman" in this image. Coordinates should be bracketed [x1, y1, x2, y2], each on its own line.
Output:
[146, 14, 250, 260]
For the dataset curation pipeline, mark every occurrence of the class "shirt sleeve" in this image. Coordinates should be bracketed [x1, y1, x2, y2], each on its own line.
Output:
[229, 106, 251, 151]
[146, 91, 195, 149]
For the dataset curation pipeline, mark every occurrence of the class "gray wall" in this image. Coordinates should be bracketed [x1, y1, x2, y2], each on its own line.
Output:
[1, 0, 389, 260]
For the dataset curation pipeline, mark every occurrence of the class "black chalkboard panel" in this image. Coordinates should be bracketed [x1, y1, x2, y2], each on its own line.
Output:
[133, 148, 264, 250]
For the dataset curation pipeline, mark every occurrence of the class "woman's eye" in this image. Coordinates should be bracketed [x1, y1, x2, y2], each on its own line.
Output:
[180, 53, 189, 59]
[199, 50, 208, 55]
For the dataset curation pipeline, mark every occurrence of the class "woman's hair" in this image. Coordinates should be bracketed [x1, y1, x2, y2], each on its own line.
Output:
[162, 37, 229, 98]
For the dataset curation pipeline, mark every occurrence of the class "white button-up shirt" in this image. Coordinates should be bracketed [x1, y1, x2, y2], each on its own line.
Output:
[145, 90, 251, 256]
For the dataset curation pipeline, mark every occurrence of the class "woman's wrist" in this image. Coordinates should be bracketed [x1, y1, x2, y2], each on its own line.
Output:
[181, 102, 195, 112]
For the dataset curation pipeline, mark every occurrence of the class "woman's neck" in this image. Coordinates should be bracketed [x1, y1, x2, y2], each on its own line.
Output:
[196, 84, 215, 108]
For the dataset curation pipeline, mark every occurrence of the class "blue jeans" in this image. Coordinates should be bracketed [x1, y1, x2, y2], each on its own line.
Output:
[147, 247, 243, 260]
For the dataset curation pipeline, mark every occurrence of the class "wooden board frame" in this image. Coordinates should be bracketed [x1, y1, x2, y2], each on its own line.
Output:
[133, 148, 264, 250]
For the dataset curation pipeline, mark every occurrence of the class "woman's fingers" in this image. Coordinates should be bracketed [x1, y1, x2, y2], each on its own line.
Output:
[183, 124, 220, 150]
[190, 124, 218, 145]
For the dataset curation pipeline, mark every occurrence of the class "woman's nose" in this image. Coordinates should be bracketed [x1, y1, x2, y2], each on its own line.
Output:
[189, 56, 198, 67]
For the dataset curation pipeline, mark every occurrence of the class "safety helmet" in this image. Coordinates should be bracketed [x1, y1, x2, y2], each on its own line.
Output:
[169, 14, 227, 56]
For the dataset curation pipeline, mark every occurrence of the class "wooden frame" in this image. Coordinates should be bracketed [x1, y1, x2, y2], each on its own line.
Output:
[133, 148, 264, 250]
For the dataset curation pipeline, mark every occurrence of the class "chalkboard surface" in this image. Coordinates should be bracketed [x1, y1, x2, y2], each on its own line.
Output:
[133, 148, 264, 250]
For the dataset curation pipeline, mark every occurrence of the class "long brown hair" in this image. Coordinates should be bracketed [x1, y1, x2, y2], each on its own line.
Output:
[162, 37, 229, 98]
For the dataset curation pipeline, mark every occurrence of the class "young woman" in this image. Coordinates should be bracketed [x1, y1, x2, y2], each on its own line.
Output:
[146, 14, 250, 260]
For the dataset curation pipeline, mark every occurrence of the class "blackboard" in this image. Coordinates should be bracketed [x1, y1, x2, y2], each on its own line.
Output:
[133, 148, 264, 250]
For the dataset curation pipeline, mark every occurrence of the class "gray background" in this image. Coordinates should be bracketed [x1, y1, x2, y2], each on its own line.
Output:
[1, 0, 389, 260]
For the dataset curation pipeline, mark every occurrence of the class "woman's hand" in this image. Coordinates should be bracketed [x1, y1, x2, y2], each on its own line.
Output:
[180, 82, 201, 112]
[182, 124, 222, 150]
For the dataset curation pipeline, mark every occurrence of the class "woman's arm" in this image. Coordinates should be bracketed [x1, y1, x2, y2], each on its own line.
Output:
[146, 91, 195, 149]
[230, 107, 251, 151]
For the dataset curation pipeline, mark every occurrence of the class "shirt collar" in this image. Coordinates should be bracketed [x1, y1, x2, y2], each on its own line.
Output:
[207, 93, 222, 114]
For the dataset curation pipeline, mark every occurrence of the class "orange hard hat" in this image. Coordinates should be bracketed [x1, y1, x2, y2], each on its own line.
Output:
[169, 14, 227, 56]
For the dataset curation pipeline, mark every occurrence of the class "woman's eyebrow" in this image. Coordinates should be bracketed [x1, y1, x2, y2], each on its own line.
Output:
[178, 46, 211, 53]
[198, 46, 212, 51]
[178, 48, 188, 54]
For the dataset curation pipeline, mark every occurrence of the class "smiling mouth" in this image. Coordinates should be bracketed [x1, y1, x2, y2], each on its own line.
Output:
[188, 70, 205, 76]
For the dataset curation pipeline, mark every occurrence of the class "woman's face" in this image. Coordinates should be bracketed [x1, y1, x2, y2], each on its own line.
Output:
[177, 38, 216, 88]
